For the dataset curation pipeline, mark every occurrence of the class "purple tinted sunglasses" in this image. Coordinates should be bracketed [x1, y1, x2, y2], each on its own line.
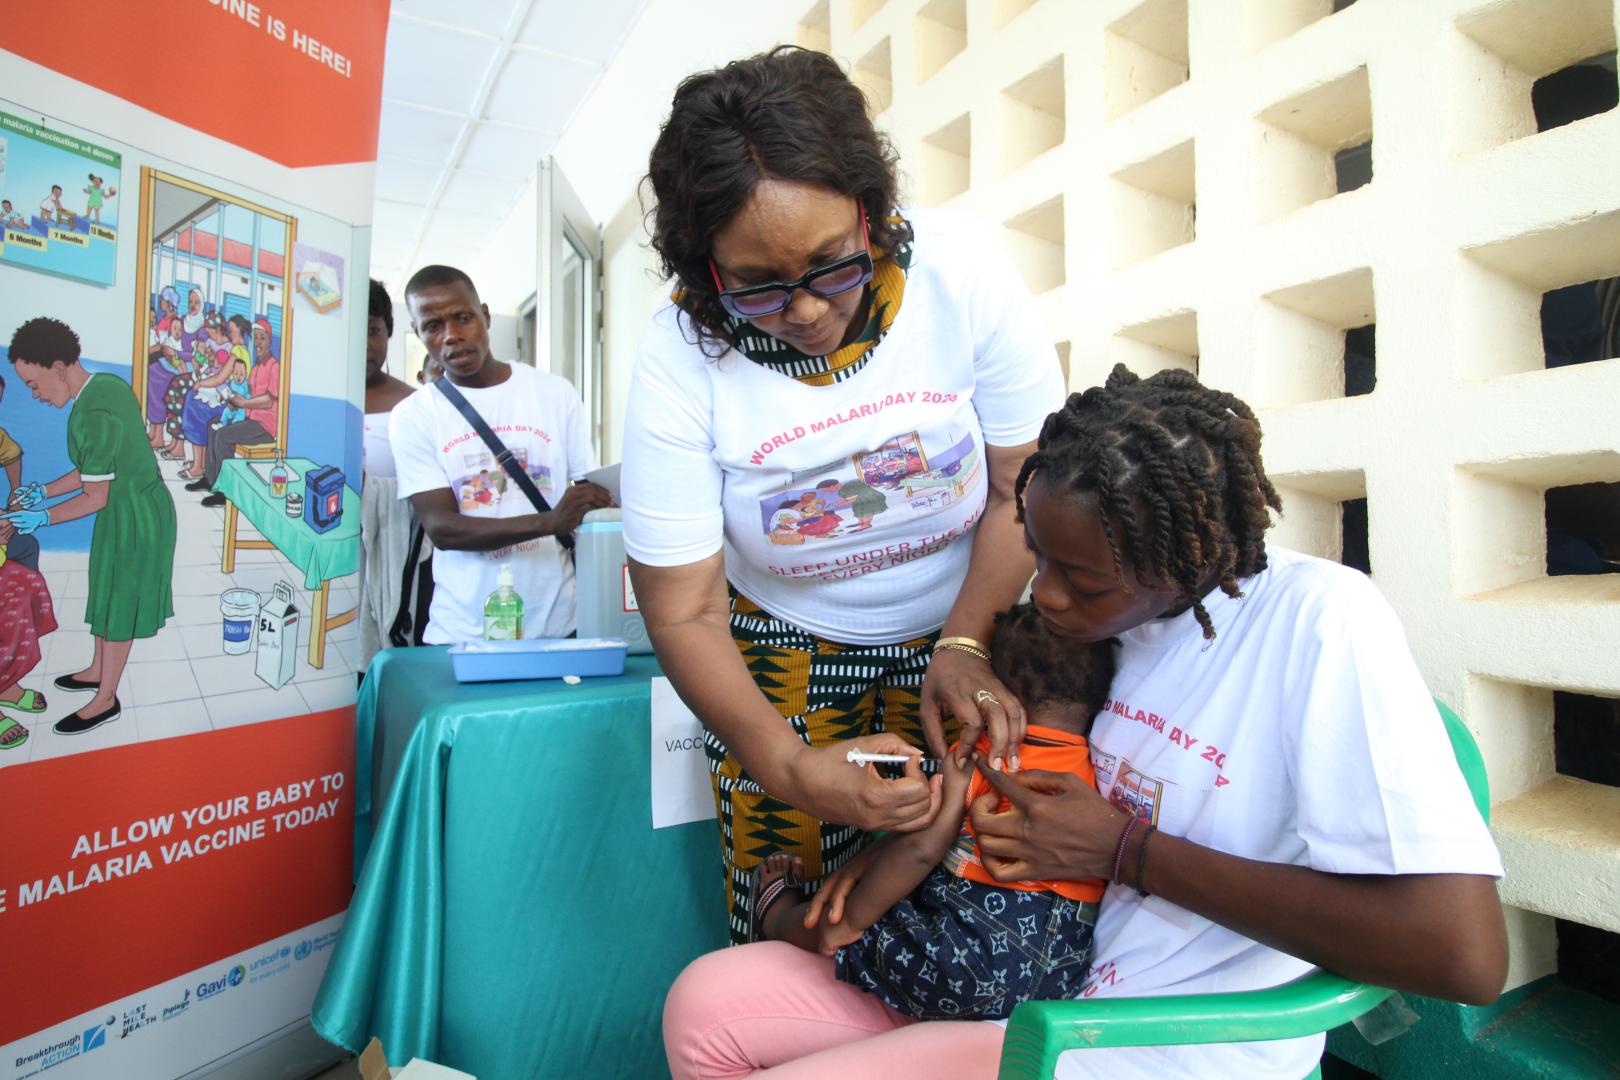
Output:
[709, 205, 873, 319]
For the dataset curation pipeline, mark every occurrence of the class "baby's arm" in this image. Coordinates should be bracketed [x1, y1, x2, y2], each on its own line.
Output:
[810, 746, 976, 954]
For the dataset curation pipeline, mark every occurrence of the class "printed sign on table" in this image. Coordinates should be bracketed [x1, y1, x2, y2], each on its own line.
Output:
[650, 677, 716, 829]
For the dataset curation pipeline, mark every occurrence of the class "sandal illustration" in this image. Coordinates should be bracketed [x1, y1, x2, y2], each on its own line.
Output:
[0, 715, 29, 750]
[0, 688, 47, 713]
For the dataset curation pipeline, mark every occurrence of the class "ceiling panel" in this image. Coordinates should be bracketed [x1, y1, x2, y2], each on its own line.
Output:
[373, 157, 447, 205]
[378, 102, 468, 164]
[372, 0, 646, 290]
[389, 0, 522, 37]
[382, 17, 501, 114]
[459, 122, 556, 176]
[516, 0, 650, 63]
[483, 50, 600, 130]
[372, 199, 431, 240]
[439, 169, 528, 213]
[421, 208, 503, 252]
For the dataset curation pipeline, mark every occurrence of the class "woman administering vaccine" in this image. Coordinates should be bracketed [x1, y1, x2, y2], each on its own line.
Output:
[620, 47, 1065, 943]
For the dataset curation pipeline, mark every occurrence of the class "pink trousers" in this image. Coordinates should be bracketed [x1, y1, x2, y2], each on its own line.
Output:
[663, 942, 1004, 1079]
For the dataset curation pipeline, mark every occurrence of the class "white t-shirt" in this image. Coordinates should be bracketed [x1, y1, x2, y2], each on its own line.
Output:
[620, 208, 1065, 644]
[390, 362, 598, 642]
[1043, 548, 1503, 1079]
[363, 410, 397, 480]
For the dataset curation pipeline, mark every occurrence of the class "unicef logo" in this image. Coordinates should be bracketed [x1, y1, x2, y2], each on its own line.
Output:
[294, 940, 312, 961]
[279, 946, 291, 959]
[228, 965, 246, 987]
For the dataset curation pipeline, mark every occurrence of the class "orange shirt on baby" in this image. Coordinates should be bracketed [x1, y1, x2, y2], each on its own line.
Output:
[940, 724, 1106, 904]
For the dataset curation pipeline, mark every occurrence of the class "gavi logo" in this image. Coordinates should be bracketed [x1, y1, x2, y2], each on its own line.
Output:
[197, 964, 247, 1000]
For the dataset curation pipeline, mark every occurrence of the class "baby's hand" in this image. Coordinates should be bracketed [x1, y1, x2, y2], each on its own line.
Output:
[940, 747, 976, 811]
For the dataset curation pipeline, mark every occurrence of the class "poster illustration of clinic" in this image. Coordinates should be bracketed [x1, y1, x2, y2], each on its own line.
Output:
[0, 106, 364, 769]
[0, 110, 120, 286]
[0, 1, 387, 1070]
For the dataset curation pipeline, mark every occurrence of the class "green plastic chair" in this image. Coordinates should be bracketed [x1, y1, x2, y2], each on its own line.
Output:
[996, 699, 1490, 1080]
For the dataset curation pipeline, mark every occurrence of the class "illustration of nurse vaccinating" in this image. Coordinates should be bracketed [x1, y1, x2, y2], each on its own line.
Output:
[3, 317, 177, 735]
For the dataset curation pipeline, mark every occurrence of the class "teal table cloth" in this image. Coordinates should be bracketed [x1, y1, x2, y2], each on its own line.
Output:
[313, 648, 730, 1080]
[216, 456, 360, 590]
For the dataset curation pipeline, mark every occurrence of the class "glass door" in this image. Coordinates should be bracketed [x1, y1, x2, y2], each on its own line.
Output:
[538, 158, 602, 454]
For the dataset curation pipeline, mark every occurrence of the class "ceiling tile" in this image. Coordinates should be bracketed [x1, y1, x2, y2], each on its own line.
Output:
[389, 0, 521, 37]
[370, 230, 419, 268]
[483, 50, 601, 130]
[460, 122, 557, 176]
[440, 169, 528, 214]
[517, 0, 650, 64]
[382, 17, 501, 114]
[372, 199, 431, 241]
[421, 209, 503, 252]
[378, 102, 468, 164]
[373, 157, 447, 205]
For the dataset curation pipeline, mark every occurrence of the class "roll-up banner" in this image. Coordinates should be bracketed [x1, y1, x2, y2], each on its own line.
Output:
[1, 3, 389, 1076]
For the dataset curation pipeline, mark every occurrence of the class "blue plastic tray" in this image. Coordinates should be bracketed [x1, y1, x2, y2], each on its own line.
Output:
[448, 637, 629, 683]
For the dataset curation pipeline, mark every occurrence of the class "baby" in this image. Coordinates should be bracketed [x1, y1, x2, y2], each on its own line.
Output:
[749, 602, 1115, 1020]
[213, 358, 252, 427]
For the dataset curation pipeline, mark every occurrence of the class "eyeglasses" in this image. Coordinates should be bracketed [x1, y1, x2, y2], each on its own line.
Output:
[709, 204, 873, 319]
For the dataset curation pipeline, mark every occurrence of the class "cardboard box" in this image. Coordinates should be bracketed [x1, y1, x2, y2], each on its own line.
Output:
[254, 581, 300, 690]
[359, 1037, 475, 1080]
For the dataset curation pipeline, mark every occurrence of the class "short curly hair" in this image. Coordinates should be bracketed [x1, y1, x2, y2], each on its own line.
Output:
[991, 603, 1115, 721]
[1017, 364, 1282, 640]
[369, 278, 394, 336]
[644, 46, 903, 355]
[8, 317, 81, 368]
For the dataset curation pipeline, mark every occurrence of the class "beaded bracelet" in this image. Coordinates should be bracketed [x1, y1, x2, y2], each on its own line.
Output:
[1111, 815, 1139, 885]
[1135, 824, 1157, 896]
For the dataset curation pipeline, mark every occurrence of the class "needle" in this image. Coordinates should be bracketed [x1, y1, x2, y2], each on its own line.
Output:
[847, 749, 911, 767]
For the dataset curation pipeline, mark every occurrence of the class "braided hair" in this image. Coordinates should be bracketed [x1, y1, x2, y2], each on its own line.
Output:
[990, 603, 1115, 722]
[1016, 364, 1282, 640]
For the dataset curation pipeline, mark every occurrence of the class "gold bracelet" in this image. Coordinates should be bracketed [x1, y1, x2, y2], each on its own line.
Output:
[934, 636, 991, 662]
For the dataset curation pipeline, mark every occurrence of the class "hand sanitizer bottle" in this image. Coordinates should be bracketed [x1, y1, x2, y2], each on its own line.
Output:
[483, 564, 524, 640]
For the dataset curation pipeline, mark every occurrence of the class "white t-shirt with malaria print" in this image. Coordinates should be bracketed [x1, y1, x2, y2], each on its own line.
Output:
[391, 362, 598, 642]
[621, 208, 1066, 645]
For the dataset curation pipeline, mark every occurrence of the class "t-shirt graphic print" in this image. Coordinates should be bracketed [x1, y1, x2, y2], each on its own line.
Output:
[757, 426, 982, 552]
[452, 445, 552, 514]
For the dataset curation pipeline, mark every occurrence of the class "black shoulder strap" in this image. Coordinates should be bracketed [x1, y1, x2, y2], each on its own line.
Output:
[388, 522, 427, 648]
[436, 376, 574, 552]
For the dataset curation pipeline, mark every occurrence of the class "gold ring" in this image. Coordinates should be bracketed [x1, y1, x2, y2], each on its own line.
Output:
[974, 689, 999, 706]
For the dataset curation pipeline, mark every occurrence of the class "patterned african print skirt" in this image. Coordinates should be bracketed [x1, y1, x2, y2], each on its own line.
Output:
[711, 591, 955, 945]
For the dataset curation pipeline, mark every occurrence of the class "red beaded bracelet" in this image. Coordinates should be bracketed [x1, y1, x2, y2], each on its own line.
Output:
[1111, 814, 1139, 885]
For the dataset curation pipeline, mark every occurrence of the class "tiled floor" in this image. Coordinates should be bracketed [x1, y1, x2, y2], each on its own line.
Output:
[0, 452, 359, 767]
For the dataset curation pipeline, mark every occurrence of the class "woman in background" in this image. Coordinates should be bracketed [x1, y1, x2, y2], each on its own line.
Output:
[358, 279, 428, 666]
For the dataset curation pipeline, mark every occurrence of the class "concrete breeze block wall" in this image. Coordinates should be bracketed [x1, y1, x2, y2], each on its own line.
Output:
[783, 0, 1620, 992]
